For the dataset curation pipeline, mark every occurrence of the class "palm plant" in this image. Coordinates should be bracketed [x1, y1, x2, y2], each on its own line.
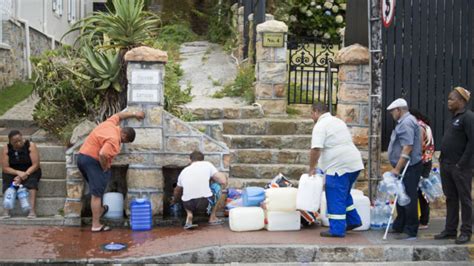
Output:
[63, 0, 160, 121]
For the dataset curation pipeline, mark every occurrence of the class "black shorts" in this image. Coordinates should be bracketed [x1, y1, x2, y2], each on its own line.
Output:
[182, 197, 211, 214]
[77, 153, 111, 197]
[2, 169, 42, 193]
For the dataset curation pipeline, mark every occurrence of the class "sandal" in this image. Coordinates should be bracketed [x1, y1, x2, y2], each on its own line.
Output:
[100, 205, 109, 218]
[27, 213, 37, 219]
[208, 219, 224, 226]
[183, 223, 198, 230]
[91, 225, 111, 232]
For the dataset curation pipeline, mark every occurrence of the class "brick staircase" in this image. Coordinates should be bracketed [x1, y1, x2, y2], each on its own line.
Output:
[0, 127, 67, 225]
[222, 118, 315, 187]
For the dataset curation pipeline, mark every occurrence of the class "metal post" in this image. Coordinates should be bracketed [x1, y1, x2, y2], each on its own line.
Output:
[243, 0, 252, 59]
[253, 0, 266, 62]
[368, 0, 383, 202]
[327, 62, 333, 114]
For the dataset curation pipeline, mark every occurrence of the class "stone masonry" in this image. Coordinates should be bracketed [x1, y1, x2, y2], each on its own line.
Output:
[335, 44, 371, 193]
[64, 46, 229, 225]
[255, 20, 288, 115]
[0, 20, 56, 89]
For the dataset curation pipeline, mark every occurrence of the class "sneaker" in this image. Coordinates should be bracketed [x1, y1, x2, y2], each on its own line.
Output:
[394, 233, 417, 240]
[418, 224, 429, 230]
[346, 223, 362, 231]
[320, 230, 344, 238]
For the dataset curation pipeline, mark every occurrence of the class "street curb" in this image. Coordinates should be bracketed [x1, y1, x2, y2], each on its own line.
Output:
[1, 244, 473, 264]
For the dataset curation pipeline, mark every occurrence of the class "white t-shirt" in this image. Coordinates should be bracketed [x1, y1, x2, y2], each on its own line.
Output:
[311, 112, 364, 176]
[177, 161, 219, 201]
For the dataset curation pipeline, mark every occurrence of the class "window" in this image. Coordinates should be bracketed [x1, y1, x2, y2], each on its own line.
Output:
[67, 0, 76, 22]
[53, 0, 63, 16]
[0, 0, 13, 45]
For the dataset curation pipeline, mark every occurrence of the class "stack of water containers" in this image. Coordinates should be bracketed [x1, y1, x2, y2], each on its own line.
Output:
[264, 187, 300, 231]
[418, 168, 444, 202]
[130, 197, 153, 231]
[3, 183, 31, 212]
[229, 187, 266, 232]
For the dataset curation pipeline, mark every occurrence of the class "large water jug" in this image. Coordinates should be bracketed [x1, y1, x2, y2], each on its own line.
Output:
[381, 201, 393, 227]
[265, 211, 301, 231]
[395, 180, 411, 206]
[242, 187, 265, 207]
[419, 178, 436, 202]
[351, 192, 371, 231]
[3, 183, 17, 210]
[370, 203, 384, 230]
[17, 186, 31, 212]
[130, 198, 153, 231]
[320, 191, 329, 226]
[103, 192, 124, 219]
[264, 187, 297, 212]
[229, 207, 265, 232]
[296, 174, 323, 212]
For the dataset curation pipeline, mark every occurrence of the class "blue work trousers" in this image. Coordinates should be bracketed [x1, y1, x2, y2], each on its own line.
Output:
[325, 170, 362, 236]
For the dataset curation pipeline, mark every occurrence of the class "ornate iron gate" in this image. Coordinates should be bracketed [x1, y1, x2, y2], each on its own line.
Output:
[287, 37, 341, 109]
[382, 0, 474, 150]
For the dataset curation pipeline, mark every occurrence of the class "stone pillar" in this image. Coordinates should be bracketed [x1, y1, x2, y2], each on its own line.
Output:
[236, 6, 245, 62]
[123, 46, 168, 217]
[335, 44, 370, 191]
[255, 20, 288, 116]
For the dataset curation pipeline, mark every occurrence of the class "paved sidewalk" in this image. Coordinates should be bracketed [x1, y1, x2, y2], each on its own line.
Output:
[0, 218, 472, 264]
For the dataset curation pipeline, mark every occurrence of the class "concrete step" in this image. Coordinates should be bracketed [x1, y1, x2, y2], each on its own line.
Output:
[0, 143, 67, 162]
[224, 135, 311, 149]
[179, 105, 264, 120]
[230, 163, 307, 180]
[0, 216, 66, 226]
[0, 161, 66, 180]
[37, 179, 66, 197]
[0, 119, 36, 128]
[231, 148, 309, 165]
[0, 128, 57, 143]
[0, 197, 65, 217]
[223, 119, 314, 135]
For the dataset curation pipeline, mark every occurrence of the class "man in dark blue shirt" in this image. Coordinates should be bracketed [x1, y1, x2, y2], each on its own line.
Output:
[435, 87, 473, 245]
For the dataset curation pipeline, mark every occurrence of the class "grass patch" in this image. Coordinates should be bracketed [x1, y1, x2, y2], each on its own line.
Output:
[0, 81, 34, 116]
[212, 64, 255, 104]
[286, 107, 301, 116]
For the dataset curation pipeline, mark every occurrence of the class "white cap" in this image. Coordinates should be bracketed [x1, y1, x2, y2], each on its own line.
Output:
[386, 98, 408, 110]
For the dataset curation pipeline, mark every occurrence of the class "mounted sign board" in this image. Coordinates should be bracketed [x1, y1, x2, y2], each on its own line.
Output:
[381, 0, 396, 28]
[131, 89, 159, 103]
[131, 69, 161, 85]
[262, 33, 285, 48]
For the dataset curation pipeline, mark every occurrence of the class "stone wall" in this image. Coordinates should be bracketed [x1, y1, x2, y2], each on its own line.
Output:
[64, 47, 230, 225]
[0, 20, 55, 90]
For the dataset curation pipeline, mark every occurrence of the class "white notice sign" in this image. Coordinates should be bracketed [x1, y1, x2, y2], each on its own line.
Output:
[131, 70, 160, 84]
[132, 89, 159, 103]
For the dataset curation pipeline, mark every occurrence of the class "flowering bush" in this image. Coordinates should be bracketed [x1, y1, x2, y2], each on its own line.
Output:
[274, 0, 346, 41]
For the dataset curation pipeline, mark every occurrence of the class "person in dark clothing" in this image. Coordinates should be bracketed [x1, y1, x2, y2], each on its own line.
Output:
[435, 86, 473, 245]
[1, 130, 41, 218]
[410, 109, 435, 229]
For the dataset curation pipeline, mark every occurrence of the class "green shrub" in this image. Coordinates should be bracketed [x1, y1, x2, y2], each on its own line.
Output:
[31, 46, 100, 144]
[159, 24, 197, 44]
[207, 0, 235, 45]
[213, 64, 255, 104]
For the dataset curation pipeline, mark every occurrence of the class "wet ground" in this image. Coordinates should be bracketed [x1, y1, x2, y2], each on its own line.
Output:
[0, 218, 470, 262]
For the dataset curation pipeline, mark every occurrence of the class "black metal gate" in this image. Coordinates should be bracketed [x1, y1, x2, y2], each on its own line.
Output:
[287, 37, 341, 109]
[382, 0, 474, 150]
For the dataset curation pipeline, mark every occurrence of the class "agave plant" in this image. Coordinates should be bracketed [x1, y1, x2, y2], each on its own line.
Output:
[82, 45, 121, 92]
[64, 0, 160, 49]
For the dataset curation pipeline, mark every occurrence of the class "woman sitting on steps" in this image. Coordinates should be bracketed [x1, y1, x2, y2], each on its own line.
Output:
[1, 130, 41, 218]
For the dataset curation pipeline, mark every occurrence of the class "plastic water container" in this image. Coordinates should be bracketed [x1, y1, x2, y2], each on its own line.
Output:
[296, 174, 323, 212]
[3, 183, 17, 210]
[242, 187, 265, 207]
[265, 211, 301, 231]
[320, 191, 329, 226]
[103, 192, 124, 219]
[265, 187, 298, 212]
[229, 207, 265, 232]
[17, 186, 31, 212]
[370, 203, 384, 230]
[351, 192, 371, 231]
[130, 198, 153, 231]
[351, 189, 364, 196]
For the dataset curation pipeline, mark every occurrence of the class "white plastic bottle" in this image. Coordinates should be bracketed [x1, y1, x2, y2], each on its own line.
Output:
[17, 185, 31, 212]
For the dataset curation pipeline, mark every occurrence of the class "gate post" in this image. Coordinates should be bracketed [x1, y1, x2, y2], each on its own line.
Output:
[255, 20, 288, 115]
[335, 44, 371, 192]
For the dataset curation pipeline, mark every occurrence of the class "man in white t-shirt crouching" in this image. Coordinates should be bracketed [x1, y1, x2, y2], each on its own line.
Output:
[172, 151, 227, 230]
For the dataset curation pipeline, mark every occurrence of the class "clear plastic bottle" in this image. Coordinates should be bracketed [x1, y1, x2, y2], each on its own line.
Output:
[419, 178, 436, 202]
[3, 183, 17, 210]
[381, 201, 392, 227]
[428, 168, 443, 198]
[370, 201, 384, 230]
[17, 186, 31, 212]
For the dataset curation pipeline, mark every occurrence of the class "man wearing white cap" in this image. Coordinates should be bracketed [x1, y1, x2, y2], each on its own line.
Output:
[386, 98, 423, 240]
[435, 87, 473, 244]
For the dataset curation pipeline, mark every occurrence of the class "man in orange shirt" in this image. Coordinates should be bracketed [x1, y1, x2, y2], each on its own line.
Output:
[78, 111, 145, 232]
